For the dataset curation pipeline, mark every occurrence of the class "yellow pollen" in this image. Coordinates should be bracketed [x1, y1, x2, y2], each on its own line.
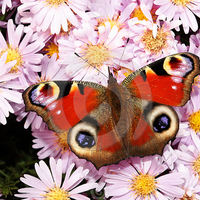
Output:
[180, 192, 196, 200]
[0, 46, 23, 73]
[188, 110, 200, 132]
[55, 132, 69, 153]
[82, 44, 111, 68]
[43, 41, 59, 59]
[130, 173, 156, 197]
[44, 0, 67, 7]
[193, 155, 200, 178]
[43, 186, 70, 200]
[130, 6, 148, 21]
[97, 16, 123, 30]
[171, 0, 191, 7]
[140, 27, 169, 55]
[130, 6, 157, 22]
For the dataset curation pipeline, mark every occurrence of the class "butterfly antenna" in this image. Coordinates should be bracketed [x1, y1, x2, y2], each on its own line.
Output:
[118, 38, 130, 67]
[74, 52, 108, 79]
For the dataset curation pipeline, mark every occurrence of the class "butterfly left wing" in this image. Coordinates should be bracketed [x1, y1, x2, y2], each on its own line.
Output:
[23, 81, 107, 133]
[23, 80, 129, 169]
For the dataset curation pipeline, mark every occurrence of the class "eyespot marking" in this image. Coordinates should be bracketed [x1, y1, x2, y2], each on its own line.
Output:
[30, 82, 59, 107]
[76, 131, 95, 148]
[153, 114, 170, 132]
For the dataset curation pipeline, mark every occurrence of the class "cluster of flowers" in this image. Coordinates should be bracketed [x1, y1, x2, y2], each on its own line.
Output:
[1, 0, 200, 199]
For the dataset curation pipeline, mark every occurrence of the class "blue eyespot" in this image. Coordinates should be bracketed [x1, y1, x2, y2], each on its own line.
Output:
[153, 114, 170, 132]
[76, 132, 95, 148]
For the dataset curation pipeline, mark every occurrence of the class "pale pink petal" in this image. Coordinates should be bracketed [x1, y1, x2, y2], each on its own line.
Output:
[50, 158, 62, 187]
[20, 175, 47, 190]
[35, 161, 54, 188]
[70, 183, 98, 194]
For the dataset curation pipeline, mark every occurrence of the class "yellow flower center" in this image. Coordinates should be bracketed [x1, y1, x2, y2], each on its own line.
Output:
[43, 41, 59, 59]
[0, 46, 23, 73]
[193, 154, 200, 177]
[130, 173, 156, 197]
[130, 6, 148, 21]
[130, 6, 157, 22]
[55, 132, 70, 153]
[140, 27, 169, 55]
[82, 43, 111, 68]
[43, 186, 70, 200]
[171, 0, 191, 7]
[45, 0, 67, 6]
[180, 192, 195, 200]
[97, 16, 123, 30]
[188, 110, 200, 132]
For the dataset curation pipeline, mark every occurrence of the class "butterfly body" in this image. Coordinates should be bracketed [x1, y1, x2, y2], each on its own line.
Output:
[23, 53, 200, 169]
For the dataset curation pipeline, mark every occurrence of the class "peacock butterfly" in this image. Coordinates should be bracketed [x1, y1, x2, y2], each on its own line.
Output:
[23, 53, 200, 169]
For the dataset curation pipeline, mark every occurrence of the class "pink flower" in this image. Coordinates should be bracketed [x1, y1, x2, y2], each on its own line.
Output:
[175, 132, 200, 177]
[174, 164, 200, 199]
[58, 22, 133, 85]
[15, 157, 98, 199]
[0, 19, 44, 78]
[31, 127, 77, 167]
[104, 155, 185, 199]
[128, 19, 182, 62]
[0, 52, 23, 125]
[18, 0, 89, 34]
[155, 0, 200, 33]
[173, 85, 200, 145]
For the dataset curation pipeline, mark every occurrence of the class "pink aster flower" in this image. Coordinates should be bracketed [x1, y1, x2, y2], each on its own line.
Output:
[174, 132, 200, 180]
[58, 22, 133, 85]
[173, 85, 200, 145]
[18, 0, 89, 34]
[174, 164, 200, 199]
[128, 19, 182, 62]
[0, 52, 23, 125]
[122, 0, 158, 23]
[175, 131, 200, 165]
[154, 0, 200, 34]
[31, 126, 77, 166]
[0, 19, 44, 78]
[104, 155, 185, 199]
[15, 157, 98, 199]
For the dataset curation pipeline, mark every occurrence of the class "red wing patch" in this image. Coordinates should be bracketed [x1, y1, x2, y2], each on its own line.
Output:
[23, 81, 106, 132]
[123, 53, 200, 107]
[47, 86, 103, 131]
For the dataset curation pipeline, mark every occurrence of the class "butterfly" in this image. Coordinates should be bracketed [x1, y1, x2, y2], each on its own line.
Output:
[23, 53, 200, 169]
